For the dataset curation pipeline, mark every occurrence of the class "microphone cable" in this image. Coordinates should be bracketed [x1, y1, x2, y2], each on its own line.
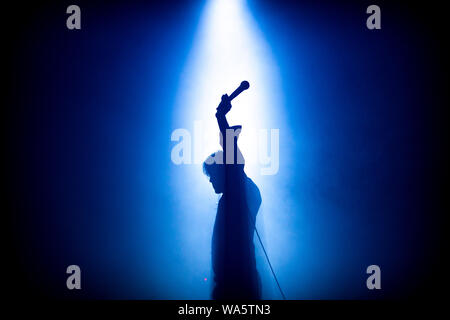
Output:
[253, 225, 287, 300]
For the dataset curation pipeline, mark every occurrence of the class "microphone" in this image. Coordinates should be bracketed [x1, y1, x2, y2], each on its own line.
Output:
[228, 81, 250, 101]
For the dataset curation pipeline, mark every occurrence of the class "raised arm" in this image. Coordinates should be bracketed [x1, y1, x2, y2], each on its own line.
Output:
[215, 81, 249, 134]
[215, 94, 243, 165]
[215, 94, 232, 134]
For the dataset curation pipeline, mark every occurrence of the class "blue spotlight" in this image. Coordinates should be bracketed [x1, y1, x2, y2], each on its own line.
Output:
[171, 0, 288, 299]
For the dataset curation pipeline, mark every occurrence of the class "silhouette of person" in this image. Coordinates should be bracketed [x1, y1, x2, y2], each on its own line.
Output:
[203, 94, 262, 300]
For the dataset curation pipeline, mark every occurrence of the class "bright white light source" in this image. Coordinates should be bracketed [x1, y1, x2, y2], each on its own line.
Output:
[174, 0, 282, 177]
[172, 0, 285, 299]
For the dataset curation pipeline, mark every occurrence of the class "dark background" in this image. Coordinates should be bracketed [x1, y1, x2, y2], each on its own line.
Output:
[4, 0, 449, 300]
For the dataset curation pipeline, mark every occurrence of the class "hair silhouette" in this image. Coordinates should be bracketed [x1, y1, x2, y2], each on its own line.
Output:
[203, 94, 262, 300]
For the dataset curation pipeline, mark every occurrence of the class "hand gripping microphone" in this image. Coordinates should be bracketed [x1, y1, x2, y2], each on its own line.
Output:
[228, 80, 250, 101]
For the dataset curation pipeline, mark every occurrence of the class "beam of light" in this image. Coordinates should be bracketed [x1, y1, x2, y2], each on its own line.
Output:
[171, 0, 287, 299]
[173, 0, 284, 170]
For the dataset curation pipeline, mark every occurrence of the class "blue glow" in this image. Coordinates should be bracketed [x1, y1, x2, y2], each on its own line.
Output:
[172, 0, 289, 299]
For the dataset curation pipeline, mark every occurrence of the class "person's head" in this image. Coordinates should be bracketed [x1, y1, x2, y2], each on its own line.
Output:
[203, 151, 246, 194]
[203, 151, 225, 194]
